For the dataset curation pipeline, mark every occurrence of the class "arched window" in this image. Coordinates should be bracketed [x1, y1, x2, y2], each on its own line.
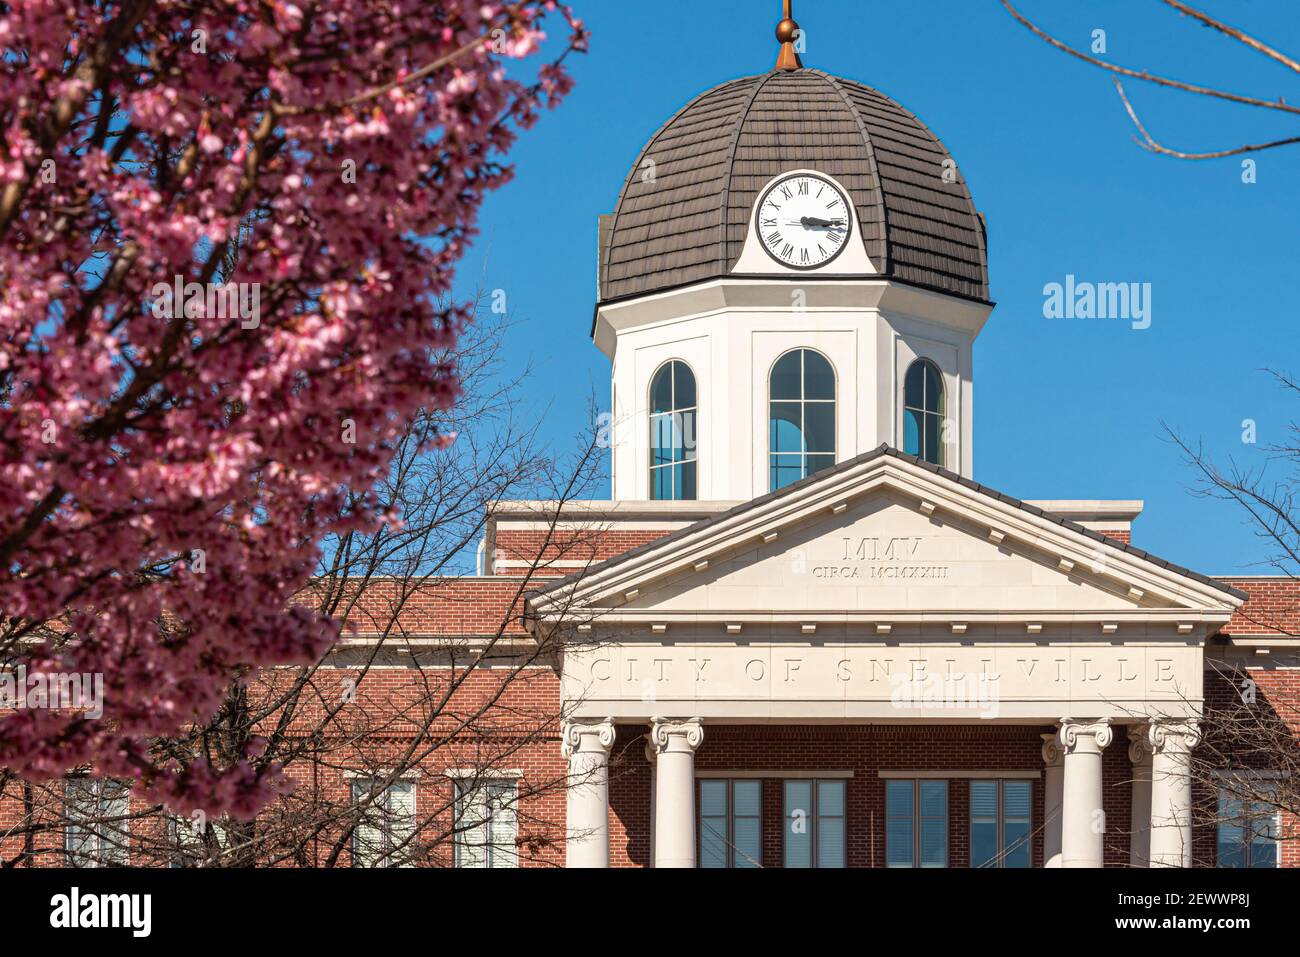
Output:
[903, 358, 945, 467]
[649, 361, 697, 500]
[769, 349, 836, 492]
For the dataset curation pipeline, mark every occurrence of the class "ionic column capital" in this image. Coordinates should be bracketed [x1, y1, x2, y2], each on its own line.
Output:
[1147, 719, 1201, 755]
[648, 717, 704, 755]
[1040, 731, 1063, 766]
[1128, 724, 1153, 764]
[1056, 717, 1113, 753]
[561, 716, 616, 760]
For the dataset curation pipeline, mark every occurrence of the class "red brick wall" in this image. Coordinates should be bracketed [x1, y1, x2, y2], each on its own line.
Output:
[491, 528, 670, 572]
[1221, 577, 1300, 635]
[6, 569, 1300, 868]
[298, 577, 532, 637]
[1201, 664, 1300, 868]
[0, 665, 567, 868]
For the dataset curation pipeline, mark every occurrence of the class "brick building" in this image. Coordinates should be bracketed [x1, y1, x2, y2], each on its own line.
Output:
[5, 5, 1299, 873]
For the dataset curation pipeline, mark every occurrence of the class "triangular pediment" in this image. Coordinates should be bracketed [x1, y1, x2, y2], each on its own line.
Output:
[527, 449, 1242, 634]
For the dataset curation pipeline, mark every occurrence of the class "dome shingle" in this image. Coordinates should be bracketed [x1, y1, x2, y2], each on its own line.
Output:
[599, 70, 988, 304]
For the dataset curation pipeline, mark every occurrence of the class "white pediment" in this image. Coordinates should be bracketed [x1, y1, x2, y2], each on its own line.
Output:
[618, 491, 1148, 617]
[528, 451, 1241, 634]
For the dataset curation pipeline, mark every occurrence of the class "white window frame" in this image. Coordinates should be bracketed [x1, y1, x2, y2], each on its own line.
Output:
[902, 356, 946, 467]
[64, 777, 130, 867]
[648, 359, 699, 502]
[453, 778, 519, 869]
[349, 777, 417, 868]
[167, 813, 231, 868]
[767, 347, 837, 493]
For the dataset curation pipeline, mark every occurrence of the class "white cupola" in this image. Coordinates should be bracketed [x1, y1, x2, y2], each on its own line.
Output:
[592, 7, 993, 503]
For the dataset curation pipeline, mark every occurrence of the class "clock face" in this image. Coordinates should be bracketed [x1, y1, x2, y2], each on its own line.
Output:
[755, 173, 853, 270]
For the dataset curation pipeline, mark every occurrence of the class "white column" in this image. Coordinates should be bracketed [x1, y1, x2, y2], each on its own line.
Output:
[648, 717, 703, 869]
[1148, 720, 1200, 868]
[1040, 732, 1064, 868]
[1127, 725, 1153, 868]
[1057, 718, 1112, 868]
[562, 717, 615, 868]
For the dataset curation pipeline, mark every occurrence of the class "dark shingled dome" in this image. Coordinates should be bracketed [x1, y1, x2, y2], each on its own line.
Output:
[598, 69, 989, 304]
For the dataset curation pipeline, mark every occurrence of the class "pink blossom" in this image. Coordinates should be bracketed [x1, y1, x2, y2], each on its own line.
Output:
[0, 0, 584, 813]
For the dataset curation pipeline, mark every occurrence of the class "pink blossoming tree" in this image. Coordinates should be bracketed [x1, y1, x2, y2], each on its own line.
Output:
[0, 0, 585, 816]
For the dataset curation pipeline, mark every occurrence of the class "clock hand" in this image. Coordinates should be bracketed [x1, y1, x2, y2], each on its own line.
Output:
[800, 216, 845, 228]
[782, 217, 845, 229]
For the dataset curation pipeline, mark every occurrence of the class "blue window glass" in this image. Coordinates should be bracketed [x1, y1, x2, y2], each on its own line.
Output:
[649, 361, 697, 500]
[698, 779, 761, 868]
[1217, 788, 1279, 868]
[903, 358, 945, 467]
[784, 779, 846, 868]
[886, 779, 948, 868]
[970, 780, 1031, 868]
[768, 349, 836, 492]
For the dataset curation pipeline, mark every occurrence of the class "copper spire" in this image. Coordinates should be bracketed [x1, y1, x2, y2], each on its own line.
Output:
[775, 0, 803, 71]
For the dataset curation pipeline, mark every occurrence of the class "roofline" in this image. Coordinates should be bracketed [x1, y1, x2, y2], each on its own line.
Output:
[529, 445, 1248, 602]
[1022, 500, 1144, 523]
[1212, 575, 1299, 582]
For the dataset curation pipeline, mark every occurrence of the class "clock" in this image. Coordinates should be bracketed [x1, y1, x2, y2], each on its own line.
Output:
[755, 172, 853, 269]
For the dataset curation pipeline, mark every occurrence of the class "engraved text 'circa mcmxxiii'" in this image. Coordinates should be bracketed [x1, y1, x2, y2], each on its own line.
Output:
[811, 536, 949, 581]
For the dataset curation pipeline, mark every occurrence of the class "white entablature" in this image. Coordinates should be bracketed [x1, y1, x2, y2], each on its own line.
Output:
[526, 449, 1243, 723]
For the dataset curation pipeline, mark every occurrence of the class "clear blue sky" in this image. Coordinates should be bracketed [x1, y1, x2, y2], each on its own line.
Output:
[454, 0, 1300, 576]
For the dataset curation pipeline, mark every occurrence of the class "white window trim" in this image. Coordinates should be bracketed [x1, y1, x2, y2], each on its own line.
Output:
[648, 359, 699, 502]
[343, 767, 425, 780]
[767, 346, 838, 493]
[64, 777, 131, 868]
[452, 776, 520, 869]
[443, 768, 524, 780]
[349, 777, 418, 869]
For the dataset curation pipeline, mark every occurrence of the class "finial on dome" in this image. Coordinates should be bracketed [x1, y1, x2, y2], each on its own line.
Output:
[775, 0, 803, 71]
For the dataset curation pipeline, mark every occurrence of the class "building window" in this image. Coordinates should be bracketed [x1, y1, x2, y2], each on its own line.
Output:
[350, 779, 416, 868]
[970, 779, 1032, 868]
[769, 349, 836, 492]
[64, 778, 130, 867]
[454, 780, 518, 869]
[167, 814, 230, 868]
[650, 360, 697, 500]
[903, 358, 945, 467]
[698, 779, 762, 868]
[1217, 788, 1279, 868]
[784, 779, 846, 868]
[886, 779, 947, 867]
